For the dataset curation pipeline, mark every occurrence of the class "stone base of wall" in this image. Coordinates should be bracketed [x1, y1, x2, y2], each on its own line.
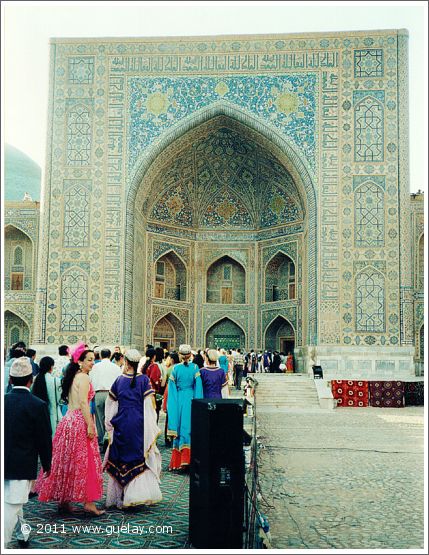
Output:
[297, 345, 417, 381]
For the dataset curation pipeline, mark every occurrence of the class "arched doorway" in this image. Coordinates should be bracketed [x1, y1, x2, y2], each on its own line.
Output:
[206, 318, 245, 350]
[206, 256, 246, 304]
[265, 316, 295, 355]
[4, 310, 30, 348]
[153, 313, 186, 351]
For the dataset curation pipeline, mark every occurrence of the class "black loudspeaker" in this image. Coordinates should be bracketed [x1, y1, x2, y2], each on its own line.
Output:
[189, 399, 245, 549]
[313, 365, 323, 379]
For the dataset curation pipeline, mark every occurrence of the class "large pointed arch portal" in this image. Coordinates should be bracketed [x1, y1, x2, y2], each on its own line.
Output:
[124, 103, 317, 349]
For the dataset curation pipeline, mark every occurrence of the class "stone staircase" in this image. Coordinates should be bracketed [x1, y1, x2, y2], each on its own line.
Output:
[249, 373, 321, 409]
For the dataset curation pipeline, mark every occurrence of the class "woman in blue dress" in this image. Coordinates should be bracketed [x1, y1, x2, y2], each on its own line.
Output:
[167, 344, 203, 470]
[104, 349, 162, 509]
[200, 349, 229, 399]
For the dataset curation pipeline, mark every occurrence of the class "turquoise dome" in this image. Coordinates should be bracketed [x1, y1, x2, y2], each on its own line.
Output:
[4, 144, 41, 201]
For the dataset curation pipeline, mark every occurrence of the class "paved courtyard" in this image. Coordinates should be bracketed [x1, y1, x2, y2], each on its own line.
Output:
[8, 413, 190, 550]
[257, 405, 425, 550]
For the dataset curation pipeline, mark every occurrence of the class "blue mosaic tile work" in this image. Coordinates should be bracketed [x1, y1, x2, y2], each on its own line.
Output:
[34, 31, 417, 354]
[129, 74, 317, 173]
[63, 180, 92, 247]
[354, 49, 384, 78]
[355, 266, 386, 333]
[146, 126, 303, 230]
[68, 56, 95, 84]
[353, 91, 385, 162]
[66, 104, 93, 166]
[354, 177, 385, 247]
[60, 268, 88, 332]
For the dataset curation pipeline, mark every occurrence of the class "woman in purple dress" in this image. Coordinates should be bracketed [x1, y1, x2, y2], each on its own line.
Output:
[103, 349, 162, 509]
[200, 350, 229, 399]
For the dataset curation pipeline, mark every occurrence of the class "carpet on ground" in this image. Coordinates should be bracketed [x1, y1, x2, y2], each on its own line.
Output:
[369, 381, 404, 408]
[331, 380, 369, 407]
[404, 382, 424, 406]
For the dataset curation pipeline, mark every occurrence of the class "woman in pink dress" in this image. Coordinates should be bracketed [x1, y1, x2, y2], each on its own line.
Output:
[37, 342, 104, 515]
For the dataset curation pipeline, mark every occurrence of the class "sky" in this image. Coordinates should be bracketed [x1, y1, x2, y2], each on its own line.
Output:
[2, 1, 428, 192]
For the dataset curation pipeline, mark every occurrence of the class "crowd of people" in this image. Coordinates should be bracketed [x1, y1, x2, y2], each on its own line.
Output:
[4, 339, 295, 547]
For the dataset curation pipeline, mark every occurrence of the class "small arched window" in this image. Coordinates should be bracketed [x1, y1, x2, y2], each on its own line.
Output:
[14, 246, 23, 266]
[11, 326, 20, 345]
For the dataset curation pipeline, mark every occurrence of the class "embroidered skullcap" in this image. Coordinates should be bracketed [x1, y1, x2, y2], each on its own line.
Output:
[10, 357, 33, 378]
[179, 344, 192, 355]
[125, 349, 141, 363]
[207, 349, 219, 362]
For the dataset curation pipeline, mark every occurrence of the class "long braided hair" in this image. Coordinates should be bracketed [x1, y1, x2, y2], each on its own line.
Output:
[127, 358, 140, 389]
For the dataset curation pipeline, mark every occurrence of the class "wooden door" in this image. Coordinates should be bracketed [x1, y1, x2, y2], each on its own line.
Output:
[221, 286, 232, 304]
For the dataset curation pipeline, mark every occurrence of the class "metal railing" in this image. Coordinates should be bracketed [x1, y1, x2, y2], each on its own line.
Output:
[242, 375, 271, 549]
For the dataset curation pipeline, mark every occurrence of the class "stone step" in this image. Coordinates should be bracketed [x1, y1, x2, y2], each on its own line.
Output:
[257, 390, 317, 395]
[253, 373, 321, 409]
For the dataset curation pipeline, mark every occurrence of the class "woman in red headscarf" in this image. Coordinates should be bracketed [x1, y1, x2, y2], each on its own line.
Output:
[37, 342, 104, 515]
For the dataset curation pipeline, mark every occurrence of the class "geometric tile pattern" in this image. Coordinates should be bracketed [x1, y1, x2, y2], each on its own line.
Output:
[355, 267, 385, 332]
[63, 181, 91, 247]
[354, 94, 384, 162]
[354, 181, 385, 246]
[68, 57, 95, 84]
[354, 49, 384, 78]
[14, 31, 421, 372]
[147, 127, 304, 230]
[60, 268, 88, 332]
[67, 105, 92, 166]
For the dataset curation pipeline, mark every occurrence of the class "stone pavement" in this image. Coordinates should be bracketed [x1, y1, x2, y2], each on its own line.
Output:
[256, 405, 425, 550]
[8, 412, 191, 550]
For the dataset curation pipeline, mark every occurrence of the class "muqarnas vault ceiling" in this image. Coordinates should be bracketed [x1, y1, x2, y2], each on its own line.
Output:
[142, 121, 305, 230]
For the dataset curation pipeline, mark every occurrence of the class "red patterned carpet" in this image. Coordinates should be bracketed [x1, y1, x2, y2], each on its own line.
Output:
[331, 380, 369, 407]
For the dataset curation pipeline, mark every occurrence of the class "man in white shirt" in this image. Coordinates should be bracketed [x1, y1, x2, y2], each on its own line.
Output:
[52, 344, 70, 378]
[90, 348, 122, 452]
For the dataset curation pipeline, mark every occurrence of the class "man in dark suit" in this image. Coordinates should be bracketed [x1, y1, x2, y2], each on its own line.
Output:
[4, 357, 52, 548]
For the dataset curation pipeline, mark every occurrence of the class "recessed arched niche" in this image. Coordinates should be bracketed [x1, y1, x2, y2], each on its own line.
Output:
[265, 252, 296, 302]
[154, 251, 187, 302]
[4, 310, 30, 347]
[205, 317, 246, 350]
[153, 312, 186, 351]
[4, 225, 34, 291]
[265, 316, 295, 354]
[206, 256, 246, 304]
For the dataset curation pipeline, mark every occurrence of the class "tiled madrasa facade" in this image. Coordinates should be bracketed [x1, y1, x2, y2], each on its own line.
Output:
[4, 30, 425, 378]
